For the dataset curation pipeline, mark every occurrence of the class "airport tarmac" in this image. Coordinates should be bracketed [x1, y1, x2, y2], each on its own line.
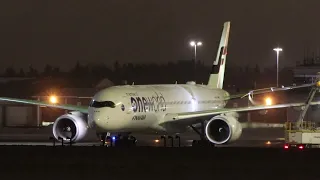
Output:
[0, 126, 285, 147]
[0, 145, 318, 179]
[0, 140, 285, 148]
[0, 141, 100, 146]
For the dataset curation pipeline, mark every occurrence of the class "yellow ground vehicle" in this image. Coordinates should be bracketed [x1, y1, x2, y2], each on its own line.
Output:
[284, 121, 320, 149]
[283, 78, 320, 149]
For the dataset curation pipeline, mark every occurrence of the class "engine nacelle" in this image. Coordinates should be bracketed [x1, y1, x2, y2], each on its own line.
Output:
[52, 111, 89, 142]
[205, 113, 242, 144]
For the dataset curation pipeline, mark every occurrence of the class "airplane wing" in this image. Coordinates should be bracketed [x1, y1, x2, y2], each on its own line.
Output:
[0, 97, 88, 113]
[224, 83, 316, 100]
[160, 101, 320, 126]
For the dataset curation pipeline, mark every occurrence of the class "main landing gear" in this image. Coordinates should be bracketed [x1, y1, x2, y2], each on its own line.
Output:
[159, 135, 181, 147]
[158, 122, 214, 148]
[98, 133, 137, 147]
[190, 122, 215, 147]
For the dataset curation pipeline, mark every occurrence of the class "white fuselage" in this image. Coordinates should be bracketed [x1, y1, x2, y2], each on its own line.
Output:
[88, 83, 229, 134]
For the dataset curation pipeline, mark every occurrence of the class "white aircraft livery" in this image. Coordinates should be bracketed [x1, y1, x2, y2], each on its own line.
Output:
[1, 21, 320, 146]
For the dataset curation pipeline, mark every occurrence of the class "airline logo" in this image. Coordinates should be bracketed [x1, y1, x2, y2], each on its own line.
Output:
[129, 92, 167, 113]
[211, 46, 226, 74]
[222, 46, 227, 55]
[221, 46, 227, 65]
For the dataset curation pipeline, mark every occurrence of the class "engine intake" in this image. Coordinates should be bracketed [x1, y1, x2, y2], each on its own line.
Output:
[52, 111, 88, 142]
[205, 114, 242, 144]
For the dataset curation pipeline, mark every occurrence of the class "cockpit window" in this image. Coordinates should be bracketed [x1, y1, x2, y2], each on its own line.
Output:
[89, 100, 115, 108]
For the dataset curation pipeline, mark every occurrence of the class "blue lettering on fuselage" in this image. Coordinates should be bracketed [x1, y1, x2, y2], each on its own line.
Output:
[130, 93, 166, 113]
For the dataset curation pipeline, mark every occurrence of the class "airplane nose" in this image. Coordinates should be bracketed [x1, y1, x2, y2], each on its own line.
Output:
[88, 108, 103, 128]
[92, 112, 107, 128]
[91, 109, 119, 131]
[89, 108, 122, 131]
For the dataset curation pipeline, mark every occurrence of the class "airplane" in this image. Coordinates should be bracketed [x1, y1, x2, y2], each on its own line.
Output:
[1, 21, 320, 147]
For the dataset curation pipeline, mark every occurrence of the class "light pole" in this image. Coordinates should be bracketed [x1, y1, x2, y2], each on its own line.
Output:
[190, 41, 202, 81]
[273, 47, 282, 87]
[190, 41, 202, 61]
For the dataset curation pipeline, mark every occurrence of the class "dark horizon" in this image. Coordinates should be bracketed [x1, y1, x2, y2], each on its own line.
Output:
[0, 59, 301, 75]
[0, 60, 295, 95]
[2, 1, 320, 72]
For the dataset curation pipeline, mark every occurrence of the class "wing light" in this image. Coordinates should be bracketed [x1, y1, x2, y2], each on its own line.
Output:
[265, 97, 272, 106]
[49, 95, 58, 104]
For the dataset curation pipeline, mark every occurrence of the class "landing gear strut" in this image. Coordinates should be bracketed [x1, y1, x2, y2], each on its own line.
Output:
[97, 132, 113, 147]
[97, 133, 108, 146]
[161, 135, 167, 147]
[190, 122, 215, 147]
[175, 135, 181, 147]
[100, 133, 107, 146]
[158, 134, 180, 147]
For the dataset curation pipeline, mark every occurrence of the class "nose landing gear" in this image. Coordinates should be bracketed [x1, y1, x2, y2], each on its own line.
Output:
[97, 133, 137, 147]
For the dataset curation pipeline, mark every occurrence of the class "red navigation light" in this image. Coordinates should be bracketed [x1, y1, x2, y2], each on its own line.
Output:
[284, 144, 289, 149]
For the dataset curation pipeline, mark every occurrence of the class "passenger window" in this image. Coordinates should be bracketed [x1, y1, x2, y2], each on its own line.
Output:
[89, 100, 115, 108]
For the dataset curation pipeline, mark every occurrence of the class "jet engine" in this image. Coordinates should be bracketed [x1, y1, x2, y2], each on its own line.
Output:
[52, 111, 89, 142]
[205, 113, 242, 144]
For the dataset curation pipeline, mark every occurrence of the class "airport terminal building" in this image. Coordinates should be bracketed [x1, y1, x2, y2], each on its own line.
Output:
[293, 66, 320, 84]
[0, 78, 113, 128]
[0, 88, 94, 128]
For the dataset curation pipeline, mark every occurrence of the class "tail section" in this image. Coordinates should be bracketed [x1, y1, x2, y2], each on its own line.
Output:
[207, 21, 230, 89]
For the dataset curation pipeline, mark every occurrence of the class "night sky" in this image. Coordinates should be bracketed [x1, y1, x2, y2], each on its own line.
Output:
[1, 0, 320, 72]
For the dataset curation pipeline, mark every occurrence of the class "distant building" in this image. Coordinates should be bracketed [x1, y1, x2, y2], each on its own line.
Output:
[0, 77, 34, 84]
[293, 51, 320, 84]
[293, 66, 320, 84]
[0, 77, 115, 128]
